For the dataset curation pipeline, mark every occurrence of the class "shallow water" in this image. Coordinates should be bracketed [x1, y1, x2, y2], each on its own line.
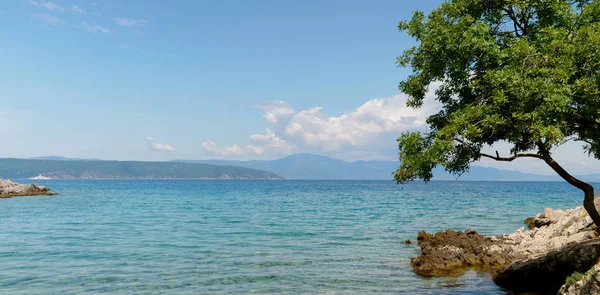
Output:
[0, 180, 593, 294]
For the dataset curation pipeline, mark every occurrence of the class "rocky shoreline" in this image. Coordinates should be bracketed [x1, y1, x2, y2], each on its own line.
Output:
[410, 199, 600, 294]
[0, 179, 56, 198]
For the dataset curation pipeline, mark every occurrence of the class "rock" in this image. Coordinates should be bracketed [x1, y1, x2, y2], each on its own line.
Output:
[558, 262, 600, 295]
[565, 231, 595, 245]
[524, 217, 536, 229]
[534, 217, 553, 228]
[494, 239, 600, 294]
[534, 218, 556, 227]
[402, 239, 412, 245]
[410, 229, 522, 276]
[524, 215, 556, 229]
[417, 230, 431, 241]
[465, 228, 477, 235]
[411, 199, 600, 293]
[0, 179, 56, 198]
[543, 208, 565, 222]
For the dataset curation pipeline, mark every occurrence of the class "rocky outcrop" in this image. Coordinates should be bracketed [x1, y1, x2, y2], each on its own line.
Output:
[0, 179, 55, 198]
[412, 204, 598, 277]
[411, 200, 600, 293]
[494, 239, 600, 294]
[411, 229, 523, 276]
[502, 206, 597, 257]
[558, 262, 600, 295]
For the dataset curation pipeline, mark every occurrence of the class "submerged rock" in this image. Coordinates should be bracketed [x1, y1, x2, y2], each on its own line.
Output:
[0, 179, 56, 198]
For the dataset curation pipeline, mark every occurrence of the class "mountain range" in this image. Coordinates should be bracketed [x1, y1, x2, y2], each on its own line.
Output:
[0, 158, 281, 180]
[17, 154, 600, 182]
[173, 153, 600, 182]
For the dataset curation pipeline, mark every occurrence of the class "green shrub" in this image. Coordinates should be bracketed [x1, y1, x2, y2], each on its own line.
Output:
[565, 272, 584, 288]
[585, 268, 597, 279]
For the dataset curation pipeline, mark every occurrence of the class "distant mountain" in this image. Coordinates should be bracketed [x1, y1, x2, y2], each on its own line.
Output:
[21, 154, 600, 181]
[173, 153, 578, 181]
[29, 156, 103, 161]
[0, 158, 281, 180]
[176, 154, 398, 180]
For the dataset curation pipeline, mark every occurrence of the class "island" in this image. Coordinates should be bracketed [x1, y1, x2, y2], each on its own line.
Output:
[0, 158, 283, 180]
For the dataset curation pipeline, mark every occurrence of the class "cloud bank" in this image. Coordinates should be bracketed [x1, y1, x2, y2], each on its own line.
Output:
[202, 88, 442, 159]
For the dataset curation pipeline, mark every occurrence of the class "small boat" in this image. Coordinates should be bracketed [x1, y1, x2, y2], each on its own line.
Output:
[29, 175, 51, 180]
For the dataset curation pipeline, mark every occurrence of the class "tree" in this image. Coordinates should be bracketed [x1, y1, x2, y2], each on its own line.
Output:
[395, 0, 600, 228]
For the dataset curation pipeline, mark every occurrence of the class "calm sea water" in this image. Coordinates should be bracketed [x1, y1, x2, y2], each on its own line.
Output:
[1, 180, 595, 294]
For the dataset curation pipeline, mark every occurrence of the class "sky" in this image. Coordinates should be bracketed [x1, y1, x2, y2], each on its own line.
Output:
[1, 0, 600, 175]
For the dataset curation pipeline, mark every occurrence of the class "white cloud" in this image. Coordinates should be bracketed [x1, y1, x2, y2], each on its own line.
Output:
[114, 17, 146, 27]
[246, 144, 265, 156]
[203, 129, 294, 158]
[29, 1, 65, 12]
[31, 13, 64, 25]
[253, 101, 295, 124]
[146, 136, 176, 152]
[82, 23, 109, 33]
[248, 128, 294, 155]
[201, 141, 244, 157]
[278, 90, 441, 150]
[71, 5, 85, 14]
[207, 88, 441, 160]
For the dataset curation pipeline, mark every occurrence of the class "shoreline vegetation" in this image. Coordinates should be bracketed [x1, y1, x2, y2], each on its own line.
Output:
[409, 198, 600, 294]
[0, 179, 56, 199]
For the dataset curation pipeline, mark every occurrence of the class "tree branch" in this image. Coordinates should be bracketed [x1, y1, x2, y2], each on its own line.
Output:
[479, 152, 543, 162]
[503, 7, 525, 37]
[536, 142, 588, 189]
[454, 138, 543, 162]
[519, 6, 530, 35]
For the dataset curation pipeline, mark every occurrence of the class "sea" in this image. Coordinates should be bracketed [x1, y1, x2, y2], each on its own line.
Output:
[1, 180, 595, 294]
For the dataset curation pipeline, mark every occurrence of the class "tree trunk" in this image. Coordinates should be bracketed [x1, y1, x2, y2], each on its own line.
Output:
[537, 143, 600, 230]
[583, 185, 600, 230]
[549, 163, 600, 230]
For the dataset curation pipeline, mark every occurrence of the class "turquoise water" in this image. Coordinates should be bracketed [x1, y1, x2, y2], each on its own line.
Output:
[1, 180, 595, 294]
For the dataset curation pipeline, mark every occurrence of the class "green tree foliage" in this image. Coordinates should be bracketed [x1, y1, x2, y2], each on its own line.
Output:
[395, 0, 600, 227]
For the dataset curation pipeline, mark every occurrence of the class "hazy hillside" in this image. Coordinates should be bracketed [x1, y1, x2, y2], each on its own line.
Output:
[179, 154, 398, 180]
[29, 156, 103, 161]
[19, 154, 600, 181]
[174, 153, 578, 181]
[0, 159, 282, 180]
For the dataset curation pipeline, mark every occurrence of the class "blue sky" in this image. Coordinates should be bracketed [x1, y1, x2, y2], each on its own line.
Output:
[1, 0, 599, 175]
